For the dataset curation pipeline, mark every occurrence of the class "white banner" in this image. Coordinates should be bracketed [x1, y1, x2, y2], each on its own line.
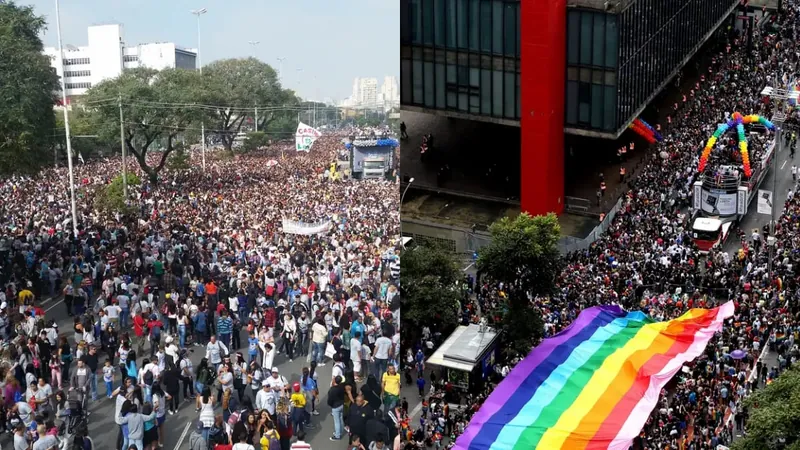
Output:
[295, 122, 321, 152]
[281, 219, 331, 235]
[757, 189, 773, 215]
[699, 189, 738, 216]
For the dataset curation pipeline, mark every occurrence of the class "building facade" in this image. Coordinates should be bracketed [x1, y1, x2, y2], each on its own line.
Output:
[402, 0, 740, 215]
[400, 0, 521, 126]
[44, 24, 197, 101]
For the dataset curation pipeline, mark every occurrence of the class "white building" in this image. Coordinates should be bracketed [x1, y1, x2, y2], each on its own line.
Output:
[379, 75, 399, 107]
[43, 24, 197, 102]
[358, 77, 378, 106]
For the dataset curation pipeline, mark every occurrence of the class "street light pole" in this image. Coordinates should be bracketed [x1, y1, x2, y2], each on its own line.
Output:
[277, 57, 286, 84]
[54, 0, 79, 236]
[119, 94, 128, 200]
[191, 7, 207, 172]
[400, 178, 415, 239]
[248, 40, 259, 57]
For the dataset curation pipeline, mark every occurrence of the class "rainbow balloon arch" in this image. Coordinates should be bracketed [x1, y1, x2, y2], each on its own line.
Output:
[697, 112, 775, 178]
[628, 118, 663, 144]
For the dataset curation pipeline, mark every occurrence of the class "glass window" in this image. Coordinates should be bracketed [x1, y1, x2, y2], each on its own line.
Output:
[516, 73, 520, 118]
[457, 0, 468, 48]
[424, 62, 435, 107]
[446, 0, 457, 47]
[411, 0, 422, 44]
[447, 64, 457, 84]
[504, 72, 515, 118]
[492, 0, 503, 54]
[580, 12, 592, 65]
[516, 4, 521, 58]
[434, 0, 445, 45]
[435, 63, 446, 108]
[459, 93, 468, 111]
[566, 80, 578, 125]
[578, 82, 590, 123]
[591, 83, 603, 129]
[470, 67, 480, 88]
[492, 70, 503, 116]
[423, 0, 434, 44]
[470, 93, 480, 114]
[480, 0, 492, 52]
[457, 66, 469, 85]
[481, 69, 492, 114]
[447, 91, 457, 108]
[401, 0, 410, 43]
[603, 85, 616, 130]
[401, 59, 412, 104]
[504, 2, 517, 57]
[592, 14, 605, 67]
[413, 60, 424, 104]
[567, 11, 580, 65]
[469, 0, 480, 51]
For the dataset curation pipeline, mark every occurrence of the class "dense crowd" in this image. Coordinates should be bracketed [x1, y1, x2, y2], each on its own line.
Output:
[402, 5, 800, 450]
[0, 132, 403, 450]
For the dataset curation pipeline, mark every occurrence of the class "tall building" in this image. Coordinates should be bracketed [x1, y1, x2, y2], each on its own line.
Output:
[401, 0, 741, 215]
[359, 77, 378, 106]
[380, 76, 400, 106]
[43, 24, 197, 102]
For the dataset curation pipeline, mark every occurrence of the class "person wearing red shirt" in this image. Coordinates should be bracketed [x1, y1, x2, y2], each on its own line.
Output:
[133, 313, 147, 354]
[263, 305, 277, 331]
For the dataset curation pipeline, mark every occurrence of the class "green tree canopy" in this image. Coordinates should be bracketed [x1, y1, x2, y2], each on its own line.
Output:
[240, 131, 270, 153]
[733, 366, 800, 450]
[477, 213, 562, 355]
[85, 68, 204, 183]
[200, 58, 294, 152]
[400, 245, 462, 335]
[0, 1, 60, 174]
[93, 173, 141, 218]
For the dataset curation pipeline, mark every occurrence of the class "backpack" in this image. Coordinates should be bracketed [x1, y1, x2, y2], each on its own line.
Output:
[144, 369, 154, 386]
[13, 390, 22, 403]
[264, 432, 280, 450]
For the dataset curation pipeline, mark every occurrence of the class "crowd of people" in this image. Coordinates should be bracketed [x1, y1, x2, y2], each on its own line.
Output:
[0, 132, 403, 450]
[402, 4, 800, 450]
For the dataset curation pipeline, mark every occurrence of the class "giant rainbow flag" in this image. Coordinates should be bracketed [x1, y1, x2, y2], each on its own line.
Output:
[454, 301, 734, 450]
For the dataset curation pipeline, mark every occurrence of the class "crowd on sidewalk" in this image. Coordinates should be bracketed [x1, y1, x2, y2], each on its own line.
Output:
[0, 133, 403, 450]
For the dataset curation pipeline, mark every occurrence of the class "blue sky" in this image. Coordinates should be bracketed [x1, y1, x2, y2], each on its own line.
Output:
[23, 0, 399, 102]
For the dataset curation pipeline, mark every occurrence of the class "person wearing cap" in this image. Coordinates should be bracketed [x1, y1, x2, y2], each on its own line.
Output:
[188, 419, 207, 450]
[255, 379, 273, 415]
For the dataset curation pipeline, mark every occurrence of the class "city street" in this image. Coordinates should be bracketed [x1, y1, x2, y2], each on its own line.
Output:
[4, 296, 412, 450]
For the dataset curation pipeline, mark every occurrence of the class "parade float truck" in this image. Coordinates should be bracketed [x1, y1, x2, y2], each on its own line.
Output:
[690, 141, 774, 252]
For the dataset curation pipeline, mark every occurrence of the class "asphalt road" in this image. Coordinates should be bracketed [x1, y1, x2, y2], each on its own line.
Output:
[3, 297, 418, 450]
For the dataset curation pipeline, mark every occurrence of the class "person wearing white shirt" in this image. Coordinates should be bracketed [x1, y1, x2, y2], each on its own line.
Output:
[373, 335, 393, 379]
[205, 336, 228, 371]
[254, 380, 273, 414]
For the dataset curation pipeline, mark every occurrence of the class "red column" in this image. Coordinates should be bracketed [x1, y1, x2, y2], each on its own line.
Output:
[520, 0, 566, 215]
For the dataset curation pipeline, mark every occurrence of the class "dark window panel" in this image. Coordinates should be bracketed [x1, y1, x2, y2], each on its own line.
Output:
[401, 59, 412, 104]
[504, 2, 516, 57]
[504, 71, 515, 118]
[434, 0, 445, 45]
[591, 83, 603, 129]
[411, 0, 422, 44]
[413, 60, 424, 104]
[424, 62, 436, 107]
[480, 0, 492, 52]
[578, 82, 590, 123]
[436, 63, 446, 108]
[492, 70, 503, 116]
[579, 12, 592, 65]
[567, 11, 580, 65]
[566, 80, 578, 125]
[592, 13, 605, 67]
[492, 0, 503, 54]
[447, 0, 457, 47]
[423, 0, 434, 44]
[401, 0, 410, 44]
[481, 69, 492, 114]
[469, 0, 480, 51]
[457, 0, 468, 48]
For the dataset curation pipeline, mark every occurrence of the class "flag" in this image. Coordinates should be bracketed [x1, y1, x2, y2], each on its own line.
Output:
[454, 301, 734, 450]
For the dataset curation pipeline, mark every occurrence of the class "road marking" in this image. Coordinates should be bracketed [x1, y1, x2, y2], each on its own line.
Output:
[45, 298, 64, 313]
[173, 422, 191, 450]
[409, 400, 423, 419]
[782, 159, 788, 170]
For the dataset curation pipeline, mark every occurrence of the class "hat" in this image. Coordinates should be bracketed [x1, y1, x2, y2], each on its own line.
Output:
[271, 367, 279, 373]
[293, 382, 300, 392]
[262, 380, 269, 386]
[195, 419, 204, 432]
[0, 302, 6, 310]
[150, 314, 157, 320]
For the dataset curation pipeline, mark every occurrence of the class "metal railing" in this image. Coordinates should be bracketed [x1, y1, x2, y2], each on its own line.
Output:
[558, 196, 624, 254]
[565, 196, 590, 213]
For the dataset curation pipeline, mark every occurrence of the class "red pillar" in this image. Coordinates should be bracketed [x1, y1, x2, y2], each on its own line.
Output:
[520, 0, 566, 216]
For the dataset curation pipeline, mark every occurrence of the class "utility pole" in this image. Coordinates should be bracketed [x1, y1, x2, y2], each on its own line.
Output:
[54, 0, 78, 236]
[255, 107, 258, 133]
[191, 7, 207, 172]
[118, 94, 128, 200]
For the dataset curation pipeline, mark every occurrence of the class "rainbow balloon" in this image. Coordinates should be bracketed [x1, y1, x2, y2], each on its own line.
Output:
[696, 112, 775, 178]
[628, 118, 662, 144]
[453, 301, 734, 450]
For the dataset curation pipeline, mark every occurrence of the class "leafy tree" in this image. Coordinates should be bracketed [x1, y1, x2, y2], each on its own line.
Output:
[0, 2, 60, 174]
[733, 366, 800, 450]
[477, 213, 562, 354]
[94, 173, 141, 217]
[54, 108, 113, 161]
[240, 131, 270, 153]
[166, 143, 191, 171]
[400, 245, 462, 335]
[86, 68, 203, 183]
[200, 58, 291, 152]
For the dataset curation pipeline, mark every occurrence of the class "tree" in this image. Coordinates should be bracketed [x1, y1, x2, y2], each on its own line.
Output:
[732, 366, 800, 450]
[400, 245, 462, 335]
[477, 213, 562, 354]
[0, 2, 60, 174]
[94, 173, 141, 217]
[200, 58, 292, 152]
[54, 108, 113, 162]
[86, 68, 204, 183]
[240, 131, 270, 153]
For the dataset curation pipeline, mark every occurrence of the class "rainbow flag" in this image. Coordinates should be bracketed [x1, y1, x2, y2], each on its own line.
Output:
[454, 301, 734, 450]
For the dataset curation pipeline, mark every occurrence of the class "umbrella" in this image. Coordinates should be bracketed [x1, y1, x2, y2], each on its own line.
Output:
[730, 349, 747, 360]
[659, 151, 669, 160]
[265, 159, 279, 168]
